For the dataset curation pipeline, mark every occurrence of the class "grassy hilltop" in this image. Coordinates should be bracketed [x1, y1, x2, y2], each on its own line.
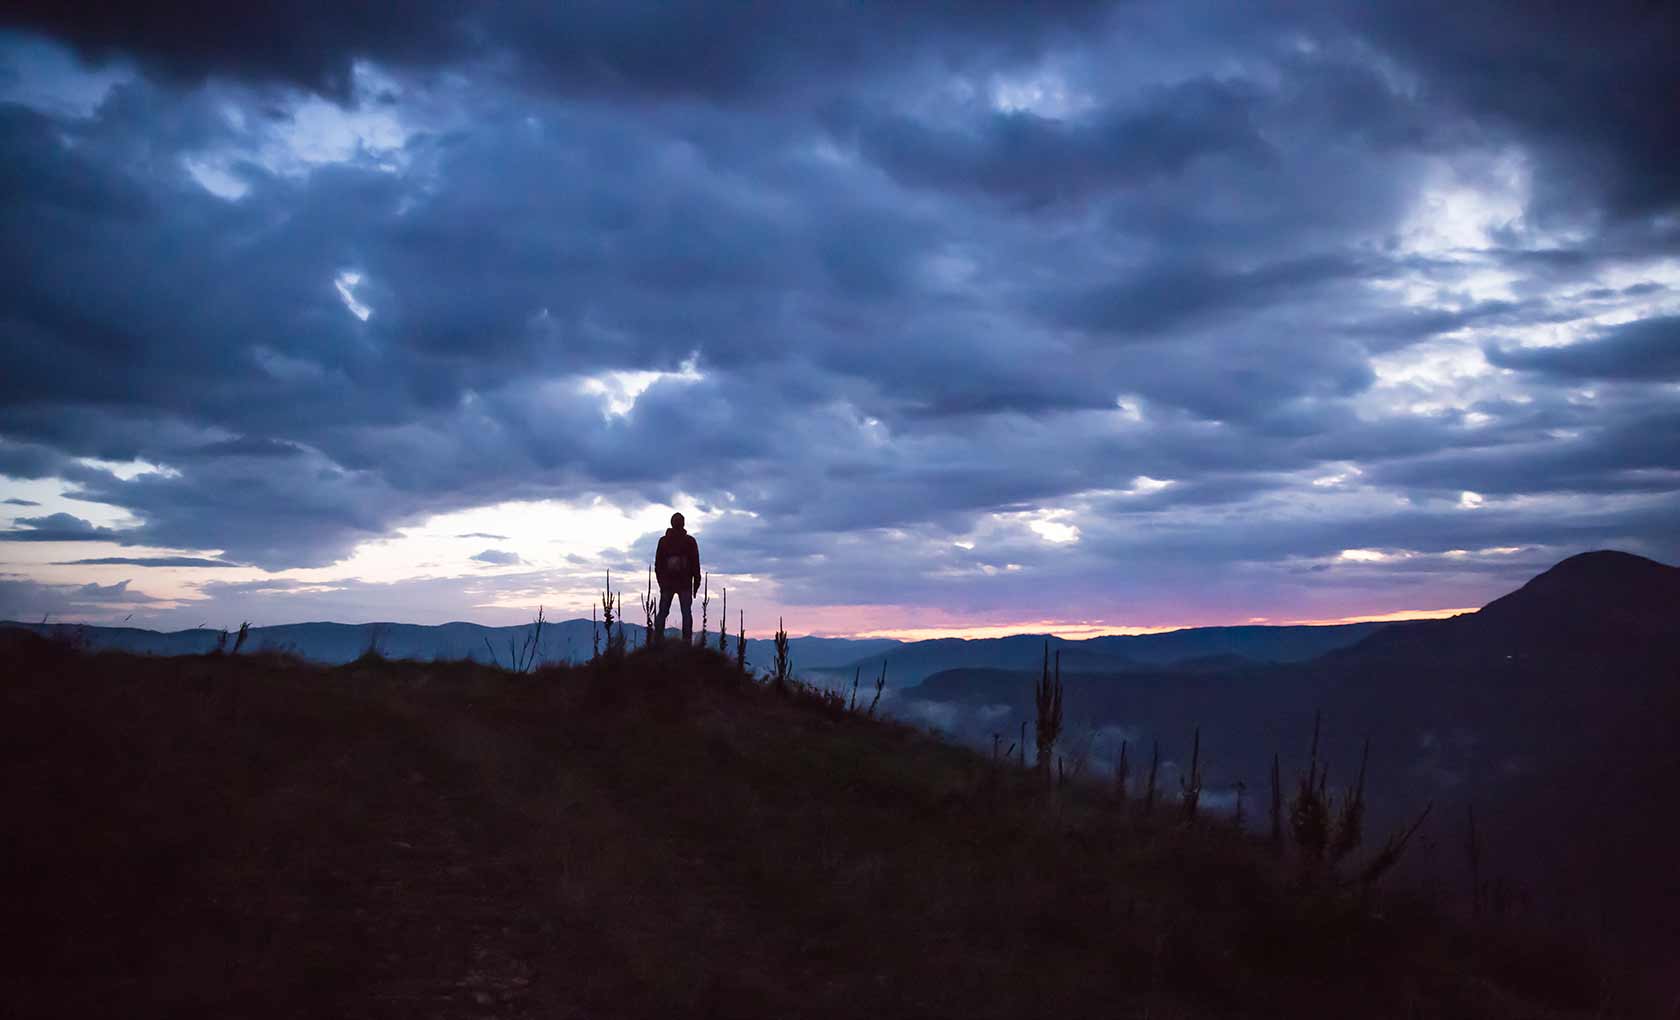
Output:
[3, 632, 1609, 1019]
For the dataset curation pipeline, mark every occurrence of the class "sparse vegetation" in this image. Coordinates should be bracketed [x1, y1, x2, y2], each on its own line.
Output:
[717, 586, 728, 655]
[1270, 752, 1283, 855]
[1329, 737, 1370, 865]
[770, 617, 791, 693]
[597, 572, 625, 661]
[1033, 642, 1063, 781]
[642, 566, 657, 646]
[1115, 737, 1130, 806]
[699, 573, 709, 648]
[1144, 738, 1160, 814]
[0, 629, 1609, 1019]
[1181, 724, 1203, 824]
[1290, 711, 1331, 873]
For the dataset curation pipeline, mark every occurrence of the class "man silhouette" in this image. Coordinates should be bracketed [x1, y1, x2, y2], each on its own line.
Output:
[653, 512, 702, 643]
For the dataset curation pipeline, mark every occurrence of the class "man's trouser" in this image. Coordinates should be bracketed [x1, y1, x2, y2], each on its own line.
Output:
[656, 586, 694, 642]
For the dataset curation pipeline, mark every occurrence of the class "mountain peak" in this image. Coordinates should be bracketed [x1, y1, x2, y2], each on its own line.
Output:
[1532, 548, 1672, 582]
[1472, 549, 1678, 643]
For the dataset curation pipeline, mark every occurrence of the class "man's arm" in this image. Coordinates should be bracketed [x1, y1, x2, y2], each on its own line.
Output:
[689, 537, 702, 594]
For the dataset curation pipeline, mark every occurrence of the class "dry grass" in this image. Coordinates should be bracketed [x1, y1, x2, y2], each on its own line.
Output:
[0, 630, 1611, 1019]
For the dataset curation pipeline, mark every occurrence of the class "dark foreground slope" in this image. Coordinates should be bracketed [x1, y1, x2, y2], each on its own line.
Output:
[908, 552, 1680, 1008]
[2, 635, 1608, 1019]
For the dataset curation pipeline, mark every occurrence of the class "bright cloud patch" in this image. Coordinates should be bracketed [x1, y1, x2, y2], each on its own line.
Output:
[578, 356, 703, 418]
[334, 272, 372, 321]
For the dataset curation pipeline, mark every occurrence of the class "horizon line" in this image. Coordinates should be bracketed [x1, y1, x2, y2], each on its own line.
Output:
[7, 605, 1478, 643]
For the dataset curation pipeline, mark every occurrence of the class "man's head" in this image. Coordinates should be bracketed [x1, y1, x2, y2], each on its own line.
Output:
[670, 512, 685, 530]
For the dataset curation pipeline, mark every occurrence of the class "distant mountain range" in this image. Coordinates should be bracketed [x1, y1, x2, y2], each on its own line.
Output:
[819, 621, 1390, 689]
[1, 611, 1386, 680]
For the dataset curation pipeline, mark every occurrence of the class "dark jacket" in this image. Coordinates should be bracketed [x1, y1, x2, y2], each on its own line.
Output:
[654, 527, 701, 593]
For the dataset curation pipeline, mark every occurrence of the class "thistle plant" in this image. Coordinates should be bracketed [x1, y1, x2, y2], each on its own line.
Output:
[1269, 752, 1283, 855]
[592, 605, 599, 661]
[232, 621, 250, 655]
[771, 617, 792, 692]
[1143, 739, 1160, 815]
[512, 606, 545, 672]
[1359, 803, 1434, 894]
[868, 661, 886, 717]
[642, 566, 657, 646]
[1330, 737, 1370, 865]
[1290, 711, 1331, 870]
[718, 587, 728, 655]
[1180, 725, 1203, 824]
[599, 571, 624, 660]
[612, 588, 625, 656]
[848, 666, 860, 712]
[1114, 739, 1130, 806]
[1033, 642, 1063, 779]
[736, 610, 746, 674]
[699, 574, 709, 648]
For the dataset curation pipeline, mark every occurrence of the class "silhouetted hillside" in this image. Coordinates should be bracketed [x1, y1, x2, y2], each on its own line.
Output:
[0, 618, 898, 671]
[1337, 550, 1680, 663]
[1, 633, 1611, 1018]
[901, 551, 1680, 1007]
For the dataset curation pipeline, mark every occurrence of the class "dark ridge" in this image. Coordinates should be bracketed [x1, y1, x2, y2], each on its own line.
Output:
[1, 633, 1612, 1018]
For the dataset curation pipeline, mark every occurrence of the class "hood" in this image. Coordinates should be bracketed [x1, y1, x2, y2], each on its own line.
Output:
[665, 526, 686, 537]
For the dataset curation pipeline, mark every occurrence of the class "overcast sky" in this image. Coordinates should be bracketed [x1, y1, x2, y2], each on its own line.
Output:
[1, 2, 1677, 637]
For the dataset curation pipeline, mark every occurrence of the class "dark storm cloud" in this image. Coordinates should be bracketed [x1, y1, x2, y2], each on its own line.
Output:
[0, 436, 68, 479]
[1485, 316, 1680, 382]
[3, 2, 1111, 103]
[0, 575, 160, 619]
[54, 556, 242, 567]
[0, 513, 134, 543]
[1054, 254, 1379, 337]
[1342, 0, 1680, 220]
[1, 2, 1677, 623]
[844, 75, 1268, 209]
[1369, 405, 1680, 498]
[1, 4, 469, 99]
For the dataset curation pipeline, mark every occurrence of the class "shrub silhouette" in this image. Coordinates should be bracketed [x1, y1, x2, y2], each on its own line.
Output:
[1290, 711, 1331, 872]
[1143, 739, 1160, 815]
[1033, 642, 1063, 782]
[736, 610, 746, 674]
[1180, 725, 1203, 824]
[717, 586, 728, 655]
[1115, 738, 1130, 807]
[1329, 737, 1369, 865]
[771, 618, 791, 692]
[642, 567, 657, 646]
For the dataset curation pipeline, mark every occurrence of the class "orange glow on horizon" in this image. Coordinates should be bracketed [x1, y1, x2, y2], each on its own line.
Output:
[787, 606, 1477, 642]
[1267, 606, 1477, 627]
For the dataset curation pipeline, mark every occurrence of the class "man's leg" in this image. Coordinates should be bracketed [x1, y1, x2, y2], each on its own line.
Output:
[656, 588, 675, 642]
[677, 588, 694, 643]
